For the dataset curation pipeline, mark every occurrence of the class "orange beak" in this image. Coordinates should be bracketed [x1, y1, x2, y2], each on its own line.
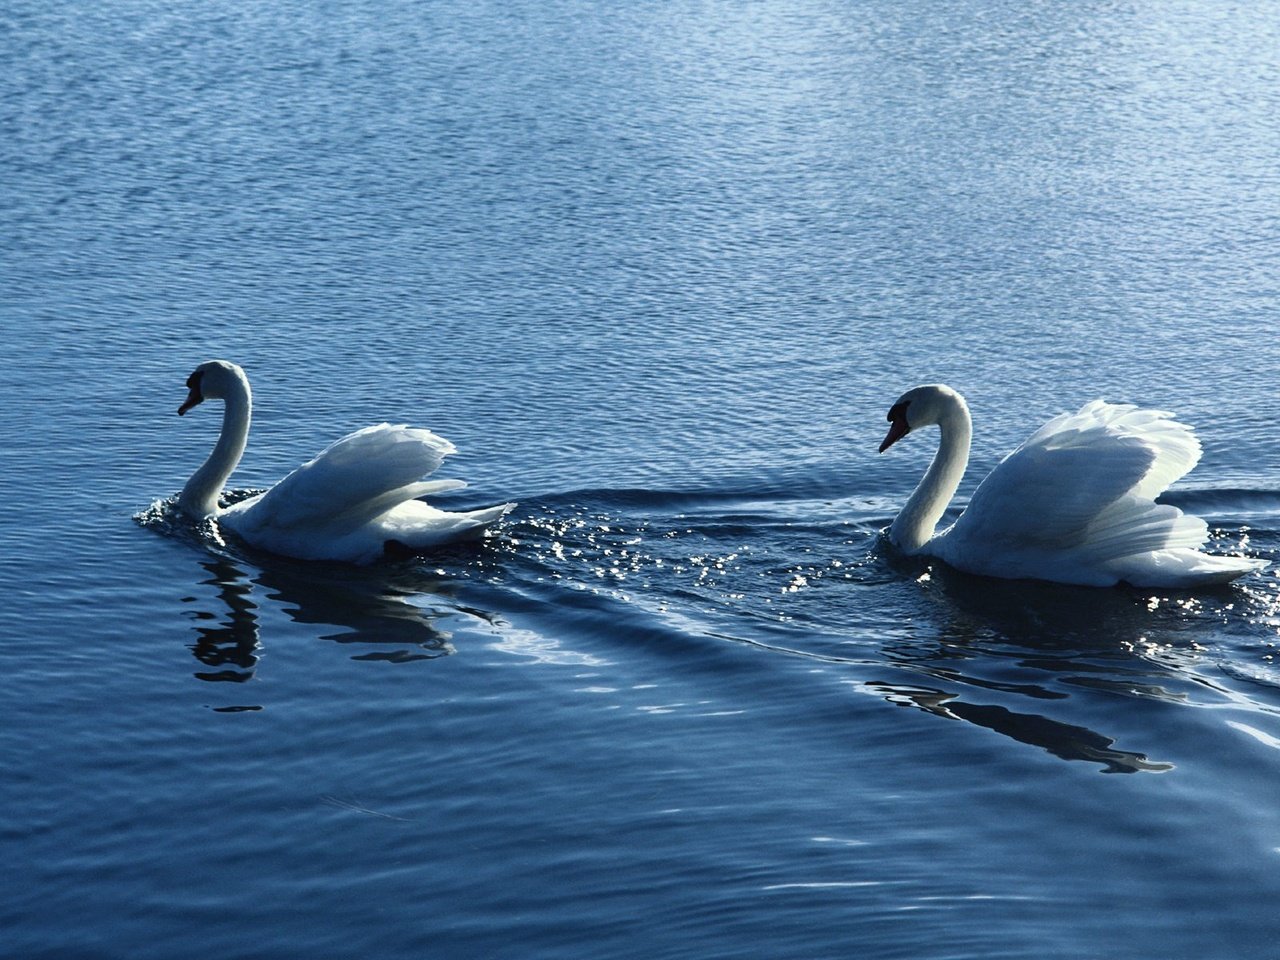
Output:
[879, 403, 910, 453]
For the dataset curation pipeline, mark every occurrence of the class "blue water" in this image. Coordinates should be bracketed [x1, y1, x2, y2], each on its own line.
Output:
[5, 1, 1280, 957]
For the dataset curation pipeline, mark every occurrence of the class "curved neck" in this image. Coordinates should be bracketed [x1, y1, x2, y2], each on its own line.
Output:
[889, 399, 971, 553]
[179, 379, 251, 518]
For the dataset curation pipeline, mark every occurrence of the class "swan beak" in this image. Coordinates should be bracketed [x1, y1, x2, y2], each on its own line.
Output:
[879, 404, 910, 453]
[178, 386, 203, 416]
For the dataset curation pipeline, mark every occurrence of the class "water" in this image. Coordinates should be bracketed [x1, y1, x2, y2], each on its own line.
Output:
[4, 1, 1280, 956]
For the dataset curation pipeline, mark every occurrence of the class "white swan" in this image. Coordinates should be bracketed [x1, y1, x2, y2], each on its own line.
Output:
[175, 360, 514, 564]
[878, 384, 1265, 587]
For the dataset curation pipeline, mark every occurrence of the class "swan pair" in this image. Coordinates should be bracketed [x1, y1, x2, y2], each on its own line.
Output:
[170, 361, 1264, 587]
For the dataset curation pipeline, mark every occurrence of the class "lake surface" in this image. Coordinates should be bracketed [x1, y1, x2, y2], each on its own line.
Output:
[4, 1, 1280, 957]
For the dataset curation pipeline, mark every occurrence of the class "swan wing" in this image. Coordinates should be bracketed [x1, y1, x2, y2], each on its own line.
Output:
[237, 423, 463, 533]
[1021, 401, 1201, 500]
[947, 401, 1204, 555]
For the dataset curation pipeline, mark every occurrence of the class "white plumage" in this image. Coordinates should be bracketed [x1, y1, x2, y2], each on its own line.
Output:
[879, 384, 1265, 587]
[175, 360, 514, 564]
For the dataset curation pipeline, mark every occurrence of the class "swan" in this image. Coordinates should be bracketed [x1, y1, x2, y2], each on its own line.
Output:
[878, 384, 1265, 587]
[174, 360, 514, 564]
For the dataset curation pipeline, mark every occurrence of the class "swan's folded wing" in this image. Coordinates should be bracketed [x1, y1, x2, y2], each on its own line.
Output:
[243, 424, 462, 532]
[948, 401, 1205, 554]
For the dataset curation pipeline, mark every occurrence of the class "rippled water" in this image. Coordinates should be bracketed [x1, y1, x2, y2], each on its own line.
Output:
[5, 1, 1280, 957]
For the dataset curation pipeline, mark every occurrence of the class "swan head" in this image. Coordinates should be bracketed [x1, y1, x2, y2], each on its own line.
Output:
[879, 384, 967, 453]
[178, 360, 248, 416]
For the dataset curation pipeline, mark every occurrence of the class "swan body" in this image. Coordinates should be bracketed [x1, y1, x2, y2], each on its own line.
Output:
[879, 384, 1265, 588]
[176, 360, 514, 564]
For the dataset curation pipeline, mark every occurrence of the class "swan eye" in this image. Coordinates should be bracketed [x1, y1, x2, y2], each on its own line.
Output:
[186, 370, 203, 393]
[887, 401, 909, 424]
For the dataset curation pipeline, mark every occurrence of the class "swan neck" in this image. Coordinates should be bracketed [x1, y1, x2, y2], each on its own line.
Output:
[179, 380, 251, 518]
[890, 401, 971, 553]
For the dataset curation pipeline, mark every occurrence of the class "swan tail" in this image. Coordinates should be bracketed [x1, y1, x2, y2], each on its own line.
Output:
[433, 501, 516, 539]
[1108, 549, 1268, 588]
[1085, 497, 1265, 586]
[459, 501, 517, 524]
[380, 501, 517, 548]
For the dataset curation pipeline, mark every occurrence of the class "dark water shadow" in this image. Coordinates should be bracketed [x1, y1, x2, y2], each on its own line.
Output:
[499, 502, 1225, 774]
[862, 554, 1265, 773]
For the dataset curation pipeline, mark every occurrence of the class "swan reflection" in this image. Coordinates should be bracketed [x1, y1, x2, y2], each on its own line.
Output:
[865, 680, 1171, 774]
[253, 559, 461, 662]
[181, 554, 486, 697]
[187, 557, 261, 684]
[862, 559, 1255, 772]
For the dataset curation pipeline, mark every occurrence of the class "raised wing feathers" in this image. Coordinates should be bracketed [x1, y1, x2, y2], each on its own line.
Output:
[948, 401, 1205, 559]
[240, 423, 461, 533]
[1023, 401, 1201, 500]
